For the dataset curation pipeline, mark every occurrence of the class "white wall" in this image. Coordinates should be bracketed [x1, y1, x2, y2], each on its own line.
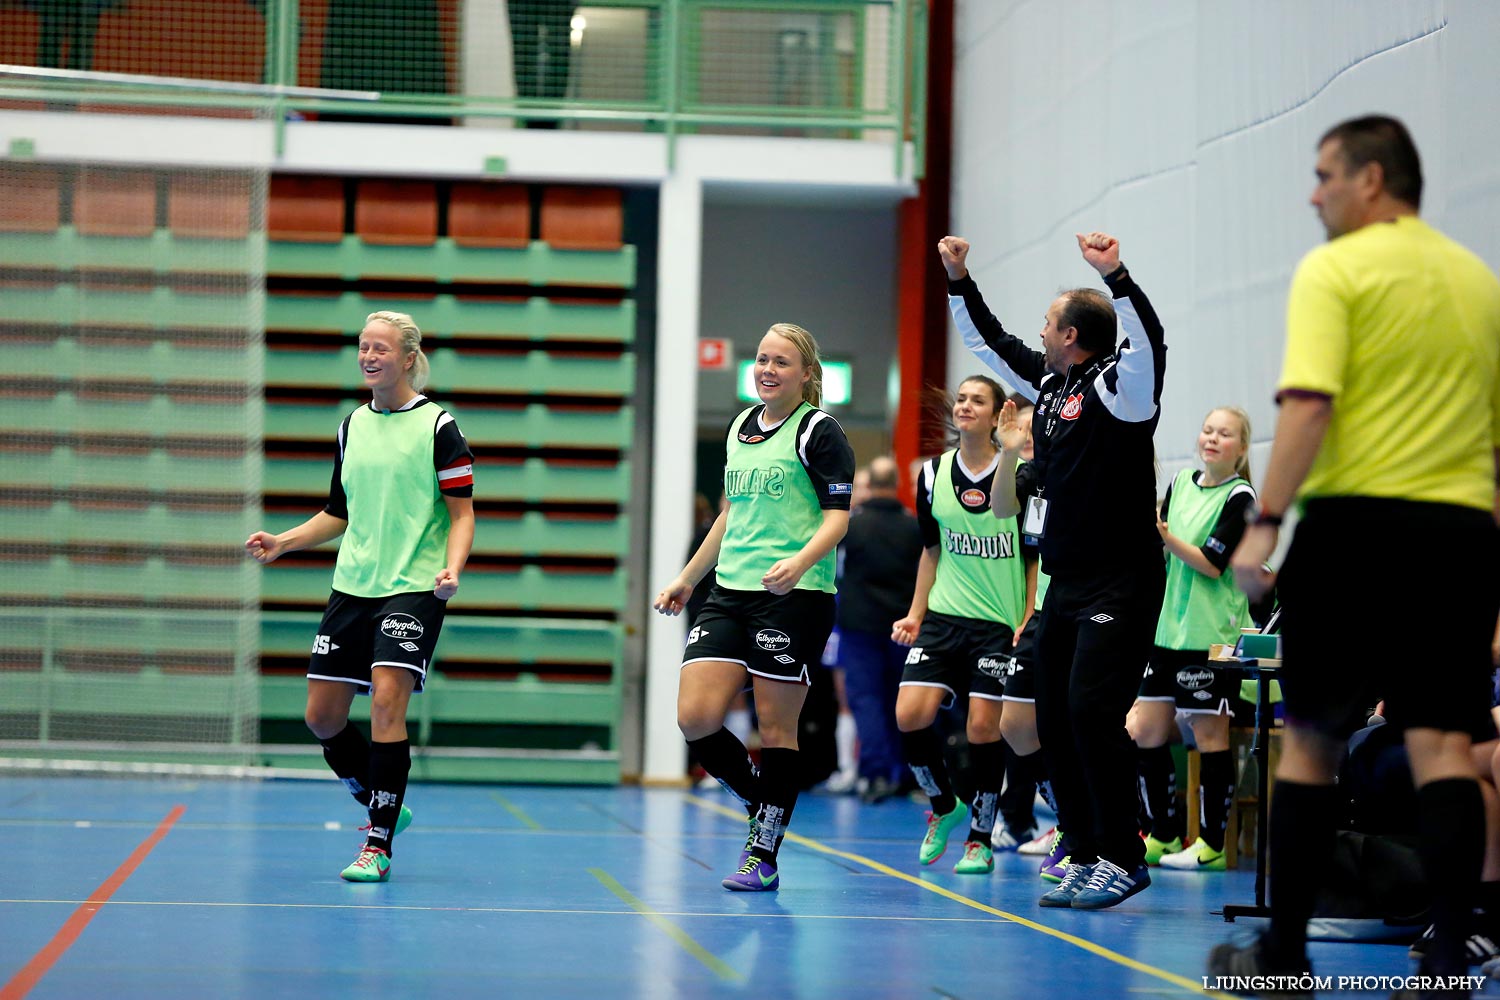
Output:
[697, 197, 901, 433]
[947, 0, 1500, 485]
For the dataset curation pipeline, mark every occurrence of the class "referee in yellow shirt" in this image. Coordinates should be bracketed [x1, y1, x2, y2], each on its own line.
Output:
[1210, 116, 1500, 993]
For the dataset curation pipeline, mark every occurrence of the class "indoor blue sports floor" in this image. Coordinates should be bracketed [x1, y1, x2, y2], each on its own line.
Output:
[0, 775, 1485, 999]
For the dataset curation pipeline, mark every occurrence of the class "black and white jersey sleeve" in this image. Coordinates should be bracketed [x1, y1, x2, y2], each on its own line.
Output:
[796, 408, 856, 510]
[1201, 481, 1256, 572]
[433, 409, 475, 498]
[323, 411, 355, 520]
[1098, 267, 1167, 424]
[946, 273, 1048, 402]
[916, 457, 941, 548]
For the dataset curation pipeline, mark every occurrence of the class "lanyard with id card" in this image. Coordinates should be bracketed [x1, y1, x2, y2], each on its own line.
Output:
[1022, 491, 1049, 541]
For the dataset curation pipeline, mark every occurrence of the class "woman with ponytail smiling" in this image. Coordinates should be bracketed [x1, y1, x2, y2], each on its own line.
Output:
[245, 310, 475, 883]
[655, 323, 854, 892]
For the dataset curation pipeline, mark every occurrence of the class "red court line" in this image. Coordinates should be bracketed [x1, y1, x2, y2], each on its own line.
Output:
[1, 804, 187, 1000]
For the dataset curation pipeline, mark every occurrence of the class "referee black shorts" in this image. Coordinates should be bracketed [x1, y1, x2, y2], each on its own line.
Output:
[1278, 497, 1500, 739]
[683, 585, 836, 684]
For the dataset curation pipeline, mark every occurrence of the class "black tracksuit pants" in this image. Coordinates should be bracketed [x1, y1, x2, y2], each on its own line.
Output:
[1034, 559, 1165, 870]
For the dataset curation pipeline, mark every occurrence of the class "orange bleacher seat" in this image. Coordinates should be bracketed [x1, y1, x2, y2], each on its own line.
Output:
[540, 186, 624, 251]
[168, 172, 254, 240]
[0, 163, 63, 233]
[74, 167, 157, 238]
[268, 175, 345, 243]
[449, 182, 530, 248]
[355, 179, 438, 246]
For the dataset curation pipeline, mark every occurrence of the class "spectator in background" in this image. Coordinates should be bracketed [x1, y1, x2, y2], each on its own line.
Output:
[837, 456, 923, 803]
[27, 0, 122, 72]
[509, 1, 577, 127]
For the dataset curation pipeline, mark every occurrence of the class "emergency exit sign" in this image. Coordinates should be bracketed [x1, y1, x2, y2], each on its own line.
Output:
[698, 338, 733, 371]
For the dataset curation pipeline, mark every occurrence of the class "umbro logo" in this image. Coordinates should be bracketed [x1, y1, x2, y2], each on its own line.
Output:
[1090, 614, 1114, 624]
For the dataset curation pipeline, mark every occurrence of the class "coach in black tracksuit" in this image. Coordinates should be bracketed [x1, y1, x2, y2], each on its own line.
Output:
[939, 232, 1166, 910]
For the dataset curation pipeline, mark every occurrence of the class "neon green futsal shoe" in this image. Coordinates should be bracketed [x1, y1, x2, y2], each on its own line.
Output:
[1159, 838, 1227, 871]
[919, 802, 968, 865]
[341, 845, 391, 882]
[953, 840, 994, 874]
[1143, 834, 1182, 866]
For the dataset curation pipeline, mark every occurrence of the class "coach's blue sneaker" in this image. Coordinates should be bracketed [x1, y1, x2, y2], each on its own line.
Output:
[723, 855, 779, 892]
[1038, 860, 1093, 907]
[1070, 859, 1151, 910]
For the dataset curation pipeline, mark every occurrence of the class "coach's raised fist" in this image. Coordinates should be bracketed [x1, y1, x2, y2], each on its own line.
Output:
[937, 236, 971, 281]
[1076, 232, 1121, 276]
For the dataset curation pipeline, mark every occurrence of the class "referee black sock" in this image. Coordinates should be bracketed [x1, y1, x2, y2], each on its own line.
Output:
[751, 747, 801, 862]
[1264, 780, 1337, 970]
[1136, 744, 1180, 842]
[901, 727, 956, 817]
[686, 728, 761, 816]
[1417, 778, 1484, 976]
[318, 723, 372, 807]
[1198, 749, 1236, 853]
[364, 739, 411, 857]
[967, 740, 1004, 843]
[1477, 879, 1500, 922]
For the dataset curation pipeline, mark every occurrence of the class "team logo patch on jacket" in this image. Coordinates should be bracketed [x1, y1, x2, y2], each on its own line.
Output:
[1060, 393, 1084, 420]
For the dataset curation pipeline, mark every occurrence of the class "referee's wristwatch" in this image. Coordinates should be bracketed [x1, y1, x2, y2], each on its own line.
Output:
[1247, 504, 1284, 528]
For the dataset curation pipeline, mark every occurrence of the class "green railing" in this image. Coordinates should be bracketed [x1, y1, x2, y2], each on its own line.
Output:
[0, 0, 927, 178]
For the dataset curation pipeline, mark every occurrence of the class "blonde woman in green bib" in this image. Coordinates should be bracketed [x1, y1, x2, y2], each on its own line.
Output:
[1127, 406, 1256, 872]
[246, 311, 475, 883]
[654, 323, 854, 892]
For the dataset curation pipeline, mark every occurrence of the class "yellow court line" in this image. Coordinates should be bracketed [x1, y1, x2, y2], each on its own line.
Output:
[685, 795, 1230, 1000]
[588, 868, 745, 983]
[488, 791, 543, 830]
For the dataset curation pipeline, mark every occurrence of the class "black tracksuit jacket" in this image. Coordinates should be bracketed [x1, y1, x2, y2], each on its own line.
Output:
[946, 266, 1167, 581]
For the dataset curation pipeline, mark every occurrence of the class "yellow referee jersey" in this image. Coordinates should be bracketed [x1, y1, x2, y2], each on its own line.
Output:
[1280, 216, 1500, 511]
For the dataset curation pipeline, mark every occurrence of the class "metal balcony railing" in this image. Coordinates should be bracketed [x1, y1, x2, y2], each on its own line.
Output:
[0, 0, 928, 177]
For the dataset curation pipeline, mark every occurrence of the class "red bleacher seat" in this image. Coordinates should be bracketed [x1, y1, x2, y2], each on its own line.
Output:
[74, 167, 157, 238]
[540, 186, 624, 251]
[268, 175, 344, 243]
[168, 172, 253, 239]
[449, 182, 530, 248]
[0, 163, 63, 233]
[355, 179, 438, 246]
